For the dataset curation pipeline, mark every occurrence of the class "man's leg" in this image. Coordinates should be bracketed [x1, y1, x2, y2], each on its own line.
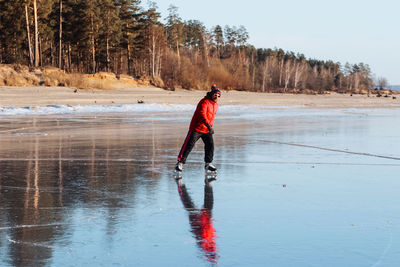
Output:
[178, 130, 201, 164]
[201, 132, 214, 164]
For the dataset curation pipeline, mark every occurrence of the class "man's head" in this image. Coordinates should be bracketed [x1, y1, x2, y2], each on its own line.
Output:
[210, 88, 221, 102]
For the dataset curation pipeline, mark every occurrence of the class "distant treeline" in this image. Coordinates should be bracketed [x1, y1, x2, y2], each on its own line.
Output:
[0, 0, 386, 92]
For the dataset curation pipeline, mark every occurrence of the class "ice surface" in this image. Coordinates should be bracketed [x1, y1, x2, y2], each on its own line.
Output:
[1, 107, 400, 266]
[1, 102, 397, 117]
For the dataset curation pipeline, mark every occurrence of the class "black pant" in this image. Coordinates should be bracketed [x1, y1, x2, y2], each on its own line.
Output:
[178, 130, 214, 164]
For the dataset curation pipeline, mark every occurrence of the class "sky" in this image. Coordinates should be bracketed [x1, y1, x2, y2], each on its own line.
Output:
[145, 0, 400, 85]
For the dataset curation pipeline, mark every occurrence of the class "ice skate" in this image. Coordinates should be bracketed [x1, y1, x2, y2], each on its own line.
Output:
[174, 162, 183, 178]
[205, 162, 217, 175]
[175, 162, 183, 172]
[204, 163, 217, 180]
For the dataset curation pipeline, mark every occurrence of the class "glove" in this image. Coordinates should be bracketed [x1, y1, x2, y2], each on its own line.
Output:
[205, 123, 214, 134]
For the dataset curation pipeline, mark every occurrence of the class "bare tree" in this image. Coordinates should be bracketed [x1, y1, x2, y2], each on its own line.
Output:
[353, 72, 361, 92]
[147, 25, 166, 78]
[202, 33, 212, 68]
[59, 0, 62, 69]
[293, 60, 307, 89]
[278, 58, 284, 87]
[33, 0, 39, 67]
[376, 77, 388, 90]
[90, 14, 96, 73]
[25, 2, 33, 66]
[261, 56, 271, 92]
[284, 59, 294, 92]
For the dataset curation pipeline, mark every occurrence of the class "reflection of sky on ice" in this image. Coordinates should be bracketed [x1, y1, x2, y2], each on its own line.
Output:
[1, 106, 400, 266]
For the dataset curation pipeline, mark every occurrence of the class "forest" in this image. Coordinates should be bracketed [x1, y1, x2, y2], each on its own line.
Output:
[0, 0, 382, 93]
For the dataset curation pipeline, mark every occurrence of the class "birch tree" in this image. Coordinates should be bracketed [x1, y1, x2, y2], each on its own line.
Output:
[284, 59, 293, 92]
[261, 56, 270, 92]
[293, 60, 307, 89]
[33, 0, 39, 67]
[25, 1, 34, 66]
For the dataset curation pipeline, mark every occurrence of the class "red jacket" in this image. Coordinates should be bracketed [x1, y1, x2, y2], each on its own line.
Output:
[189, 96, 218, 133]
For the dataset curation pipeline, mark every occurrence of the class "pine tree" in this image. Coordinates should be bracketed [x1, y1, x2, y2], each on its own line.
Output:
[36, 0, 57, 66]
[236, 25, 248, 47]
[165, 5, 183, 66]
[212, 25, 223, 58]
[116, 0, 141, 74]
[79, 0, 101, 72]
[184, 20, 205, 50]
[97, 0, 122, 72]
[137, 3, 165, 77]
[0, 0, 27, 64]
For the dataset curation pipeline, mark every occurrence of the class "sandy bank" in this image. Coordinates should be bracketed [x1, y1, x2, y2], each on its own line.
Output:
[0, 86, 399, 109]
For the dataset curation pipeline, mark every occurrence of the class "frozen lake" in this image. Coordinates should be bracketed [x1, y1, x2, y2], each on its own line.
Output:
[1, 105, 400, 266]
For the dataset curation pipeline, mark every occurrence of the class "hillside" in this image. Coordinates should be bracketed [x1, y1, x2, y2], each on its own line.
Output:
[0, 64, 157, 90]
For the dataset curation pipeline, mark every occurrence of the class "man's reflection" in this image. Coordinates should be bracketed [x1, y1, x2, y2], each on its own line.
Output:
[176, 178, 218, 263]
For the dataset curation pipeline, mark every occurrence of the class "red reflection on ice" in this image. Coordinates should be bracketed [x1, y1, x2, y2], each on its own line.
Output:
[198, 209, 217, 262]
[177, 180, 218, 263]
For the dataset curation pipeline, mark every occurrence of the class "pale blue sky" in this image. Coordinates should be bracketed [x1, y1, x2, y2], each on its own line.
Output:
[148, 0, 400, 85]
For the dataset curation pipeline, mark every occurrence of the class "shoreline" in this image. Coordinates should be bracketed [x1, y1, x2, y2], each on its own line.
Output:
[1, 86, 399, 109]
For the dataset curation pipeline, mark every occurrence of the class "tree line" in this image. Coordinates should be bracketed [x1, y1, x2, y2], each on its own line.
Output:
[0, 0, 379, 93]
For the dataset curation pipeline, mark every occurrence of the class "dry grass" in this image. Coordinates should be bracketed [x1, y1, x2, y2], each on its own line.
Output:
[0, 64, 141, 90]
[207, 64, 236, 90]
[0, 64, 40, 86]
[179, 57, 201, 89]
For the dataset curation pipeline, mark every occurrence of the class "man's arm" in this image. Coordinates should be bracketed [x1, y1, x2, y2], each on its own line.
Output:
[198, 100, 213, 134]
[199, 100, 209, 124]
[199, 101, 215, 134]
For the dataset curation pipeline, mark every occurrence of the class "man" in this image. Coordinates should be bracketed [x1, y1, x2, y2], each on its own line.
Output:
[175, 85, 221, 172]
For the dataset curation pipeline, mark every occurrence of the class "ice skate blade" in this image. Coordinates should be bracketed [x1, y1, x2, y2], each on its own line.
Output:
[204, 171, 217, 185]
[205, 176, 217, 185]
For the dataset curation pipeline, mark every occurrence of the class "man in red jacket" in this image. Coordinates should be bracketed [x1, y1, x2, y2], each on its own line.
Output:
[175, 85, 221, 172]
